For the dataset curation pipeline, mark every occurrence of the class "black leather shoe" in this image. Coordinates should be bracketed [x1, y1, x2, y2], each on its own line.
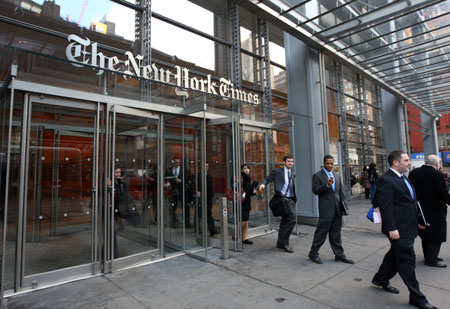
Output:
[309, 254, 323, 264]
[409, 299, 438, 309]
[425, 261, 447, 268]
[335, 256, 354, 264]
[277, 244, 294, 253]
[243, 239, 253, 245]
[371, 279, 400, 294]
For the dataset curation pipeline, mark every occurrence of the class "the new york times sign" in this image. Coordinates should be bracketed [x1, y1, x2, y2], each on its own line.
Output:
[66, 34, 260, 104]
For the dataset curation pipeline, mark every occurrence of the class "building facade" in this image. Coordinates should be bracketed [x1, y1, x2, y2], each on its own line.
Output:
[0, 0, 441, 298]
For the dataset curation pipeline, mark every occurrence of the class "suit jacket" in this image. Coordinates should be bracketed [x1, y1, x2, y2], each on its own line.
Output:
[312, 169, 346, 218]
[164, 166, 188, 196]
[375, 169, 419, 239]
[260, 168, 297, 203]
[197, 173, 214, 206]
[409, 165, 450, 242]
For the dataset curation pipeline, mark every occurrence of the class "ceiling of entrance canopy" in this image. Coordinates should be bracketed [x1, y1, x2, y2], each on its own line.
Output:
[248, 0, 450, 115]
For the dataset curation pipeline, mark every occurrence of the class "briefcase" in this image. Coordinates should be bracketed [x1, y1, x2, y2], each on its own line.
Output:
[269, 195, 290, 217]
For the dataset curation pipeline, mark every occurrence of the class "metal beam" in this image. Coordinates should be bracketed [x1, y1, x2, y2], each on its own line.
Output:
[297, 0, 358, 27]
[404, 82, 450, 95]
[359, 32, 450, 64]
[382, 60, 450, 79]
[279, 0, 310, 16]
[318, 0, 443, 38]
[336, 10, 450, 51]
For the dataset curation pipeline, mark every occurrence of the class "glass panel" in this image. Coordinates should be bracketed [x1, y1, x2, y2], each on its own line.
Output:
[112, 113, 158, 259]
[241, 53, 261, 87]
[243, 131, 268, 230]
[24, 101, 96, 275]
[347, 119, 362, 143]
[326, 88, 338, 113]
[325, 56, 336, 89]
[270, 65, 287, 95]
[0, 90, 22, 291]
[163, 116, 202, 253]
[344, 96, 360, 118]
[240, 7, 259, 54]
[343, 67, 358, 97]
[152, 0, 228, 42]
[206, 122, 234, 248]
[152, 17, 230, 76]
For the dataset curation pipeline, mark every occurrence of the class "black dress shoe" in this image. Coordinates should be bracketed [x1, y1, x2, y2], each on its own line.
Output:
[335, 256, 354, 264]
[371, 279, 400, 294]
[409, 299, 438, 309]
[243, 239, 253, 245]
[277, 244, 294, 253]
[309, 254, 323, 264]
[424, 261, 447, 268]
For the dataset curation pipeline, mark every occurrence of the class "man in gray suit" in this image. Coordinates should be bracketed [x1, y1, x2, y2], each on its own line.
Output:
[259, 155, 296, 253]
[308, 155, 354, 264]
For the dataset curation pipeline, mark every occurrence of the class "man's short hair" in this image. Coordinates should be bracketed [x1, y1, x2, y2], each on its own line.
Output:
[283, 155, 293, 162]
[387, 150, 407, 166]
[425, 155, 440, 166]
[323, 154, 334, 163]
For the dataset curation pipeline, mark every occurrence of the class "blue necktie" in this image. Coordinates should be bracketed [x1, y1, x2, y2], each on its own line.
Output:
[402, 176, 414, 199]
[329, 171, 335, 191]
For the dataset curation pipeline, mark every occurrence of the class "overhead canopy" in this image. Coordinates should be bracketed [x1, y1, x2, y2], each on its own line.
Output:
[237, 0, 450, 116]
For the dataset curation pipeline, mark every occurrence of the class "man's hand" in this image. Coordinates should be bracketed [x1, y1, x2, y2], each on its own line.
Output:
[326, 177, 334, 186]
[259, 184, 265, 192]
[389, 230, 400, 240]
[418, 223, 430, 230]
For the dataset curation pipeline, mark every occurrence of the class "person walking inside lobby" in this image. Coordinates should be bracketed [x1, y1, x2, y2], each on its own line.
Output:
[372, 150, 438, 309]
[241, 164, 257, 245]
[409, 154, 450, 268]
[258, 155, 296, 253]
[308, 155, 354, 265]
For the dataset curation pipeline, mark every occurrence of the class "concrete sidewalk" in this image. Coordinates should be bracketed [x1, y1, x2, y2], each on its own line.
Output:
[5, 195, 450, 309]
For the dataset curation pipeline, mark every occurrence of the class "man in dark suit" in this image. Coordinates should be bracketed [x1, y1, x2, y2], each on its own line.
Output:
[164, 157, 191, 228]
[259, 155, 296, 253]
[409, 154, 450, 268]
[308, 155, 353, 265]
[372, 150, 437, 309]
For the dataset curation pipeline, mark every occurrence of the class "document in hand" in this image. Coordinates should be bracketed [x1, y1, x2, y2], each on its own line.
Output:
[340, 200, 349, 216]
[373, 208, 382, 224]
[416, 201, 428, 227]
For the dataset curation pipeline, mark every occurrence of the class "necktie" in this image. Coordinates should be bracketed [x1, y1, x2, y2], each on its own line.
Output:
[402, 176, 414, 199]
[329, 172, 335, 191]
[287, 171, 291, 197]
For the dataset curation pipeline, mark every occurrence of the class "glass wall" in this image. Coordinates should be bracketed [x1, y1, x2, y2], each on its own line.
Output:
[325, 55, 385, 197]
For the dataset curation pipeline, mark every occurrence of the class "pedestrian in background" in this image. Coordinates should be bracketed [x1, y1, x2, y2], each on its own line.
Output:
[409, 155, 450, 268]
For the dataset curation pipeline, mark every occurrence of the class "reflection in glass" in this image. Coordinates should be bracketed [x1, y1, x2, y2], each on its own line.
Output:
[163, 116, 202, 253]
[113, 113, 158, 258]
[24, 102, 96, 275]
[2, 0, 138, 42]
[241, 53, 261, 86]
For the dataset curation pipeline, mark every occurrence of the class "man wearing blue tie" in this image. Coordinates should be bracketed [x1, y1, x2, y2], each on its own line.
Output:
[308, 155, 354, 265]
[372, 150, 437, 309]
[259, 155, 296, 253]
